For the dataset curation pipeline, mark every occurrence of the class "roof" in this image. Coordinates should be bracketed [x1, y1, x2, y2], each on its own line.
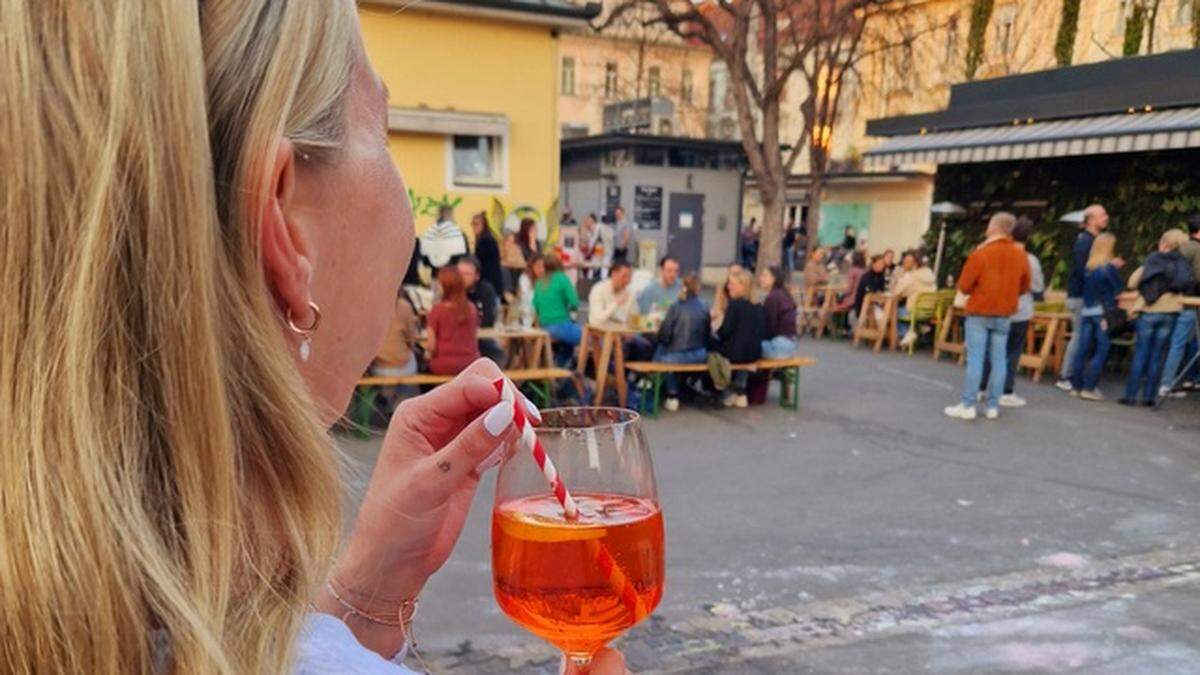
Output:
[561, 132, 746, 154]
[375, 0, 600, 26]
[867, 49, 1200, 138]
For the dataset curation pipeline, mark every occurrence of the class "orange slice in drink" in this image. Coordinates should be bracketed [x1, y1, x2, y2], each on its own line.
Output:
[497, 513, 607, 543]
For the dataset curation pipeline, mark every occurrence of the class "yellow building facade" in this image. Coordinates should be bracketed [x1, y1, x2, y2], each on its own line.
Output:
[359, 1, 597, 237]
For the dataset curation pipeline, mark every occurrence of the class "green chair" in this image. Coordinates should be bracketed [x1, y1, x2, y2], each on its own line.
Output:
[904, 292, 941, 355]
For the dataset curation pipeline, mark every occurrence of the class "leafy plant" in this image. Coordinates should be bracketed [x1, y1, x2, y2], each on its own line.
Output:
[406, 189, 462, 219]
[1055, 0, 1081, 66]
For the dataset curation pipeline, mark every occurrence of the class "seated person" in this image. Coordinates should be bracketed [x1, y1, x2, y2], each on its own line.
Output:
[716, 269, 766, 408]
[532, 253, 582, 362]
[831, 251, 868, 312]
[803, 248, 829, 289]
[457, 255, 505, 366]
[371, 289, 421, 408]
[852, 254, 889, 326]
[588, 260, 636, 326]
[711, 262, 745, 331]
[759, 266, 798, 359]
[653, 274, 710, 412]
[426, 266, 480, 375]
[637, 255, 683, 316]
[892, 250, 937, 343]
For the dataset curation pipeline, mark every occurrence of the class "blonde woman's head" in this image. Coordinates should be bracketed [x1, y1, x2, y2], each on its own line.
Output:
[727, 269, 753, 299]
[1087, 232, 1117, 270]
[1, 1, 411, 672]
[1159, 229, 1188, 252]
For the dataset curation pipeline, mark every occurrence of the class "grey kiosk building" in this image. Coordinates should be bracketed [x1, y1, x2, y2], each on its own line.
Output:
[559, 133, 746, 275]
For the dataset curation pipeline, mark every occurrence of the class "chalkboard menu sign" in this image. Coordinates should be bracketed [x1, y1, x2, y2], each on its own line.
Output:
[634, 185, 662, 230]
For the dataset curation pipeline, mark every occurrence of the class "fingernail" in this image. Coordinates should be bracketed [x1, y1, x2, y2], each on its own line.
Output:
[524, 399, 542, 425]
[483, 400, 514, 437]
[475, 444, 506, 474]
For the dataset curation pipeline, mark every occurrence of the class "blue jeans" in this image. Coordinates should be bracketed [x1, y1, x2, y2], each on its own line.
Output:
[761, 335, 798, 360]
[652, 346, 708, 396]
[1059, 298, 1084, 379]
[1124, 313, 1175, 403]
[544, 321, 582, 346]
[961, 316, 1010, 408]
[980, 320, 1028, 396]
[896, 307, 912, 339]
[1069, 314, 1111, 392]
[1159, 309, 1198, 390]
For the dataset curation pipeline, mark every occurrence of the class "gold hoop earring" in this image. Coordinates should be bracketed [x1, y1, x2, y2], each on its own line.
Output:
[286, 301, 321, 362]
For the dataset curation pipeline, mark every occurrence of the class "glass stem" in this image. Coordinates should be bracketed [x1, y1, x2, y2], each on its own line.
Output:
[567, 651, 594, 672]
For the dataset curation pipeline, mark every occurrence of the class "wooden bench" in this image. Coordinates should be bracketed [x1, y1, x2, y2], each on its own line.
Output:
[349, 368, 573, 437]
[626, 356, 817, 418]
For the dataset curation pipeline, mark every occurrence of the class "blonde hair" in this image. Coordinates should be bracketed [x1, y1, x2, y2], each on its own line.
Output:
[1160, 229, 1188, 251]
[1, 1, 356, 672]
[727, 269, 754, 299]
[1087, 232, 1117, 270]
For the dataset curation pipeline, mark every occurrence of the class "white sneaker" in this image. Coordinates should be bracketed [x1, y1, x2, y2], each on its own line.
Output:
[944, 404, 977, 421]
[734, 394, 749, 408]
[999, 394, 1026, 408]
[985, 407, 1000, 420]
[723, 394, 738, 408]
[1079, 389, 1104, 402]
[899, 332, 917, 347]
[1159, 386, 1187, 399]
[1055, 379, 1074, 392]
[663, 397, 680, 412]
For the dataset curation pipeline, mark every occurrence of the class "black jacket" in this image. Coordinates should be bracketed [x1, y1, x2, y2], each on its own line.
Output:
[1138, 250, 1194, 305]
[854, 269, 887, 313]
[656, 296, 710, 354]
[716, 298, 766, 364]
[468, 280, 499, 328]
[474, 234, 506, 295]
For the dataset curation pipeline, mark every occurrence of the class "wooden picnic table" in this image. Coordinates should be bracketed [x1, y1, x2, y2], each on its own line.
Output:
[578, 322, 647, 407]
[1019, 310, 1072, 382]
[419, 325, 554, 370]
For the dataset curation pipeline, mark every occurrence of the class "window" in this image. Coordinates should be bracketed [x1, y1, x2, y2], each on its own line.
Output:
[681, 68, 694, 105]
[604, 62, 618, 98]
[709, 62, 728, 111]
[450, 134, 503, 188]
[1175, 0, 1191, 25]
[560, 57, 575, 95]
[944, 15, 960, 66]
[995, 5, 1016, 55]
[647, 66, 661, 98]
[657, 118, 673, 135]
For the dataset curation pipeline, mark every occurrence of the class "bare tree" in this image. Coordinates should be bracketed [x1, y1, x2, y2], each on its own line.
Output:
[598, 0, 901, 270]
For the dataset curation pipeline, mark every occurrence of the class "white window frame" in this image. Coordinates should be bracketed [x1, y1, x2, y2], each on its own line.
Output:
[604, 62, 619, 99]
[647, 65, 662, 98]
[445, 133, 509, 193]
[561, 56, 576, 96]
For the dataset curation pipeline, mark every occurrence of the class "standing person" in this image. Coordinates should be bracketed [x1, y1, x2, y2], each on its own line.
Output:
[457, 256, 505, 366]
[1068, 233, 1123, 401]
[978, 218, 1045, 407]
[1057, 204, 1111, 392]
[1158, 214, 1200, 397]
[637, 256, 683, 315]
[1121, 230, 1194, 406]
[759, 266, 799, 359]
[715, 269, 766, 408]
[782, 222, 798, 275]
[517, 216, 539, 263]
[419, 204, 470, 270]
[741, 217, 760, 268]
[612, 205, 637, 264]
[470, 212, 505, 296]
[654, 273, 711, 411]
[427, 267, 480, 375]
[842, 226, 858, 252]
[944, 213, 1031, 421]
[532, 254, 582, 356]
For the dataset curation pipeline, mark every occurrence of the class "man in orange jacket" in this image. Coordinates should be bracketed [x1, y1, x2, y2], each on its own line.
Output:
[945, 212, 1031, 421]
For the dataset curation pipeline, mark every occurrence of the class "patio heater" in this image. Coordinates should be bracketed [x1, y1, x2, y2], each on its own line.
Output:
[930, 201, 965, 285]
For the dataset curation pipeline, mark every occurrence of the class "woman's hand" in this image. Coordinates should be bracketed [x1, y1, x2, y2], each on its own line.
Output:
[316, 358, 534, 656]
[562, 648, 629, 675]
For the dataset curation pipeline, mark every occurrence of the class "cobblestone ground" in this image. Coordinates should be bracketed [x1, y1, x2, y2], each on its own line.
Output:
[337, 340, 1200, 673]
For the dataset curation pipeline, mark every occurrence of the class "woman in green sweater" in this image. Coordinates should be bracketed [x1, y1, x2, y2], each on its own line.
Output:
[532, 254, 582, 350]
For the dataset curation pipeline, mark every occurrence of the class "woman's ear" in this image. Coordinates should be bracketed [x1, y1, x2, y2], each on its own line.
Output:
[261, 137, 316, 328]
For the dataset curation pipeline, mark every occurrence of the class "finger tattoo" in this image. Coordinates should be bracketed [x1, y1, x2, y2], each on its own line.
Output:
[437, 459, 451, 473]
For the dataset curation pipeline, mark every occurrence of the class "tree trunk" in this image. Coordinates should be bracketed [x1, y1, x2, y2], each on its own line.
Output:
[755, 180, 786, 272]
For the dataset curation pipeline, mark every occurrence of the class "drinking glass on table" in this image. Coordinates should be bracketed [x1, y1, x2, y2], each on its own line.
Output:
[492, 407, 664, 670]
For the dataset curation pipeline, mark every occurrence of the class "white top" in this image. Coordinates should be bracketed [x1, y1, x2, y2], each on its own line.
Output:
[420, 220, 469, 268]
[1012, 252, 1045, 323]
[588, 278, 636, 326]
[294, 613, 417, 674]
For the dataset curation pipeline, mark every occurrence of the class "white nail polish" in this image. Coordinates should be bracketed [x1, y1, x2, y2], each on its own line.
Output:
[524, 399, 542, 424]
[483, 401, 514, 437]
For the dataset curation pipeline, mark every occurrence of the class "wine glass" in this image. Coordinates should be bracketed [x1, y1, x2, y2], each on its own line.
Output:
[492, 407, 664, 670]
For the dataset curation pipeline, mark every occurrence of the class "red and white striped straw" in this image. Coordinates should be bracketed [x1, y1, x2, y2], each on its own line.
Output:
[494, 378, 578, 519]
